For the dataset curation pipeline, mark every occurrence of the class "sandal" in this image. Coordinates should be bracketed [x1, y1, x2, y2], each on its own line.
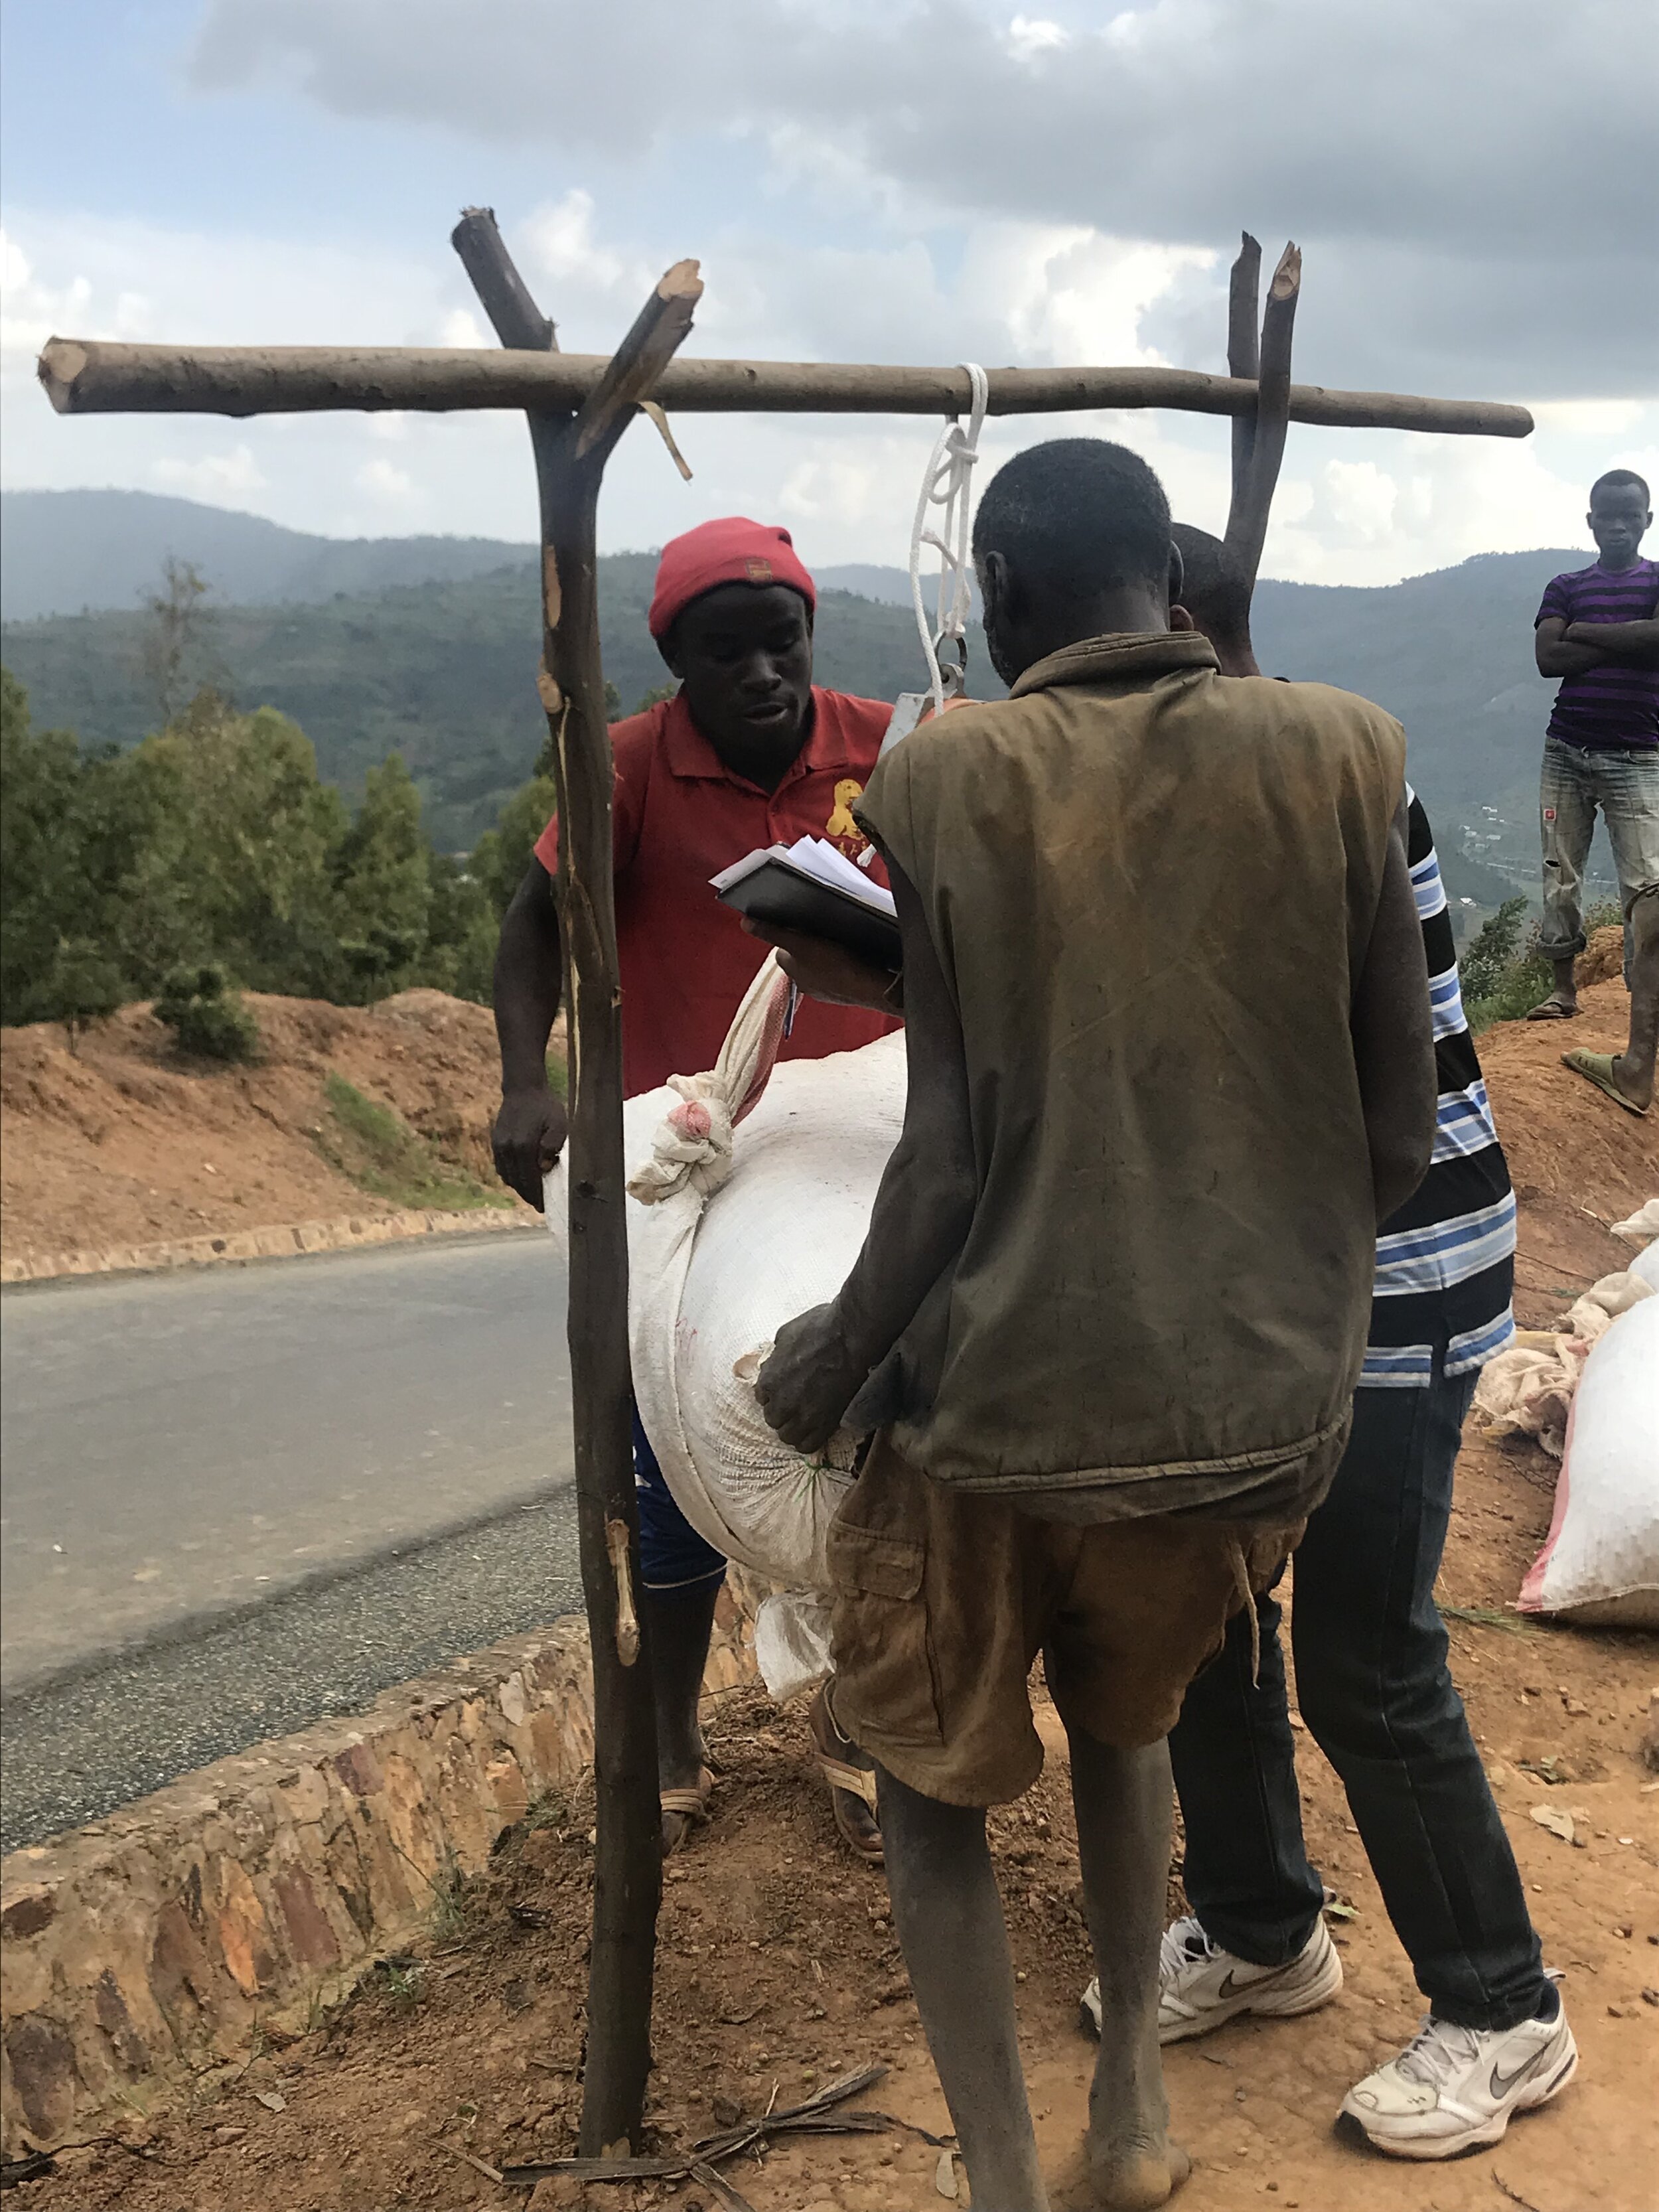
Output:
[1526, 996, 1578, 1020]
[1561, 1048, 1650, 1117]
[660, 1765, 714, 1856]
[808, 1684, 884, 1866]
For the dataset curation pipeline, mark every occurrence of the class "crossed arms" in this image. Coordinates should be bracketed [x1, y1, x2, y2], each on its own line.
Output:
[1536, 615, 1659, 678]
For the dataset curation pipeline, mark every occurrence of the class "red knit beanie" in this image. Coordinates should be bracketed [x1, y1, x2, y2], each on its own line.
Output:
[647, 517, 817, 640]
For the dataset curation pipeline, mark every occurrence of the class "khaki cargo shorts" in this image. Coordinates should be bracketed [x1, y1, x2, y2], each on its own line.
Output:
[826, 1430, 1302, 1807]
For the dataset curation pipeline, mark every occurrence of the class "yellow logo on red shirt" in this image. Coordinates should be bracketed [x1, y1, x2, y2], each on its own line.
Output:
[826, 777, 867, 849]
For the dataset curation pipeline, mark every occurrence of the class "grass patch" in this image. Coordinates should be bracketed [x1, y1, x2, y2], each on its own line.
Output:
[427, 1848, 480, 1947]
[1442, 1603, 1534, 1636]
[368, 1956, 425, 2013]
[318, 1072, 510, 1211]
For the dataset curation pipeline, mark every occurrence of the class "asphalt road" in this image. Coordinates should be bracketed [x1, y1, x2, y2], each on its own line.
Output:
[0, 1232, 586, 1852]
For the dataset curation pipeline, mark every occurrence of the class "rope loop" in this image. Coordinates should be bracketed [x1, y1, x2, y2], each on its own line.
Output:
[908, 362, 989, 717]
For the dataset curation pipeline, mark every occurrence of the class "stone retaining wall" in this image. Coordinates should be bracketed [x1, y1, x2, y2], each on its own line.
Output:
[0, 1583, 760, 2153]
[0, 1203, 540, 1286]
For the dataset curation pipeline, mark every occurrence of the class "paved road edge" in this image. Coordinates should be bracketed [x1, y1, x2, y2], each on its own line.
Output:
[0, 1201, 541, 1286]
[0, 1576, 762, 2154]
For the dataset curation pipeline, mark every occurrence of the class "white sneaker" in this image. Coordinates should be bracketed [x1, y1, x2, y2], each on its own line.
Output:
[1078, 1913, 1343, 2046]
[1340, 2005, 1578, 2160]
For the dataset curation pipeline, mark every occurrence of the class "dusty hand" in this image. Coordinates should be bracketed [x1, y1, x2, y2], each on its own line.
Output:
[491, 1088, 569, 1209]
[741, 917, 900, 1012]
[755, 1302, 867, 1454]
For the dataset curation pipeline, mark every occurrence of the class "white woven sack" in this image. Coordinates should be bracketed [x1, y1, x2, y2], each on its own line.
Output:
[1518, 1297, 1659, 1627]
[547, 952, 906, 1598]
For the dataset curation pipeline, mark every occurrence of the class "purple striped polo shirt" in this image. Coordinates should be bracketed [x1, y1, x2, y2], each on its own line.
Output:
[1535, 555, 1659, 750]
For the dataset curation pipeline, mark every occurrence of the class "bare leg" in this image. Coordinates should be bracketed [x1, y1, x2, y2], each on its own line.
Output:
[1064, 1732, 1189, 2212]
[876, 1764, 1048, 2212]
[643, 1580, 718, 1847]
[1613, 889, 1658, 1108]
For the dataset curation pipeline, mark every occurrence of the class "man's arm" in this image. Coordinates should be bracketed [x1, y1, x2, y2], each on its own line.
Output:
[1535, 616, 1607, 678]
[755, 856, 976, 1453]
[1564, 616, 1659, 664]
[1352, 800, 1437, 1224]
[491, 857, 569, 1207]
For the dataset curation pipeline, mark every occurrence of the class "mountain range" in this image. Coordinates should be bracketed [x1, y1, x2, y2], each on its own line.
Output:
[1, 490, 1591, 893]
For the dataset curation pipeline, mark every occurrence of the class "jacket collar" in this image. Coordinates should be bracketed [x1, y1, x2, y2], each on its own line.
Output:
[1009, 629, 1218, 699]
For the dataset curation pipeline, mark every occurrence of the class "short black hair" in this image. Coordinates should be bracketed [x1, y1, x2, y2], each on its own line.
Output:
[1590, 467, 1650, 504]
[1171, 523, 1253, 642]
[972, 438, 1172, 596]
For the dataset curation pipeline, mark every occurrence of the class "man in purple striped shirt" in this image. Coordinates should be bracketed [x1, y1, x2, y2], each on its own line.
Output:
[1528, 470, 1659, 1112]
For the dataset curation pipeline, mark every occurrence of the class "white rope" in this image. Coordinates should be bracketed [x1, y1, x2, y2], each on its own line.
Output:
[908, 362, 989, 717]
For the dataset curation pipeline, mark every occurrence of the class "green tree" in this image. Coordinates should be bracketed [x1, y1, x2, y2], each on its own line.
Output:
[139, 556, 219, 727]
[419, 849, 498, 1004]
[48, 938, 124, 1051]
[123, 691, 348, 997]
[469, 773, 559, 920]
[331, 753, 432, 1001]
[1, 669, 87, 1022]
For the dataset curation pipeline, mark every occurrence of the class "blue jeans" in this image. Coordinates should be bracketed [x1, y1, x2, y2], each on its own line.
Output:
[1538, 735, 1659, 967]
[633, 1404, 727, 1593]
[1170, 1363, 1548, 2032]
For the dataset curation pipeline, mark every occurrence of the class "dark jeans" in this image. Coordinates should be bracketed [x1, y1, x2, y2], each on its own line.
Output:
[1171, 1363, 1548, 2032]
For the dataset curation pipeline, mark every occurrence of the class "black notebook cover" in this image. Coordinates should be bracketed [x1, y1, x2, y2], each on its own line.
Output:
[715, 859, 901, 968]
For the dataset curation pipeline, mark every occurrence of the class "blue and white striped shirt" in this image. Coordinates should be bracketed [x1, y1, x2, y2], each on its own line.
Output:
[1360, 792, 1515, 1386]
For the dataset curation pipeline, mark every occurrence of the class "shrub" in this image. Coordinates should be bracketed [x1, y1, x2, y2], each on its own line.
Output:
[1461, 894, 1623, 1033]
[153, 962, 261, 1063]
[49, 937, 125, 1052]
[1457, 897, 1528, 1007]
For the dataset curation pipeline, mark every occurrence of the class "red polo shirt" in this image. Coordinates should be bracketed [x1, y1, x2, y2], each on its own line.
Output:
[534, 687, 901, 1096]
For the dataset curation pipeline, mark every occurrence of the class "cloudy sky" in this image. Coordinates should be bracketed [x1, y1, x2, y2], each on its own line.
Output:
[3, 0, 1654, 583]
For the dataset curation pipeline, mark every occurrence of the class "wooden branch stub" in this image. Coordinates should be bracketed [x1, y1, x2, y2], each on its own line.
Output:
[1227, 232, 1262, 506]
[1225, 240, 1302, 590]
[574, 260, 703, 464]
[451, 206, 558, 354]
[35, 338, 1535, 439]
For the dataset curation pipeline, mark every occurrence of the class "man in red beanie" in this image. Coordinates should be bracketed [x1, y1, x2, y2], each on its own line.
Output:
[491, 517, 899, 1864]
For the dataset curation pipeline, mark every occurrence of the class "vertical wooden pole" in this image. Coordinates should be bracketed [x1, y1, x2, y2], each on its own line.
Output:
[451, 209, 702, 2153]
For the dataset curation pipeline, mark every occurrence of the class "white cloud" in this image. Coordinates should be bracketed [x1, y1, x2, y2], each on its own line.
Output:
[1, 229, 93, 365]
[5, 201, 1653, 588]
[151, 444, 268, 498]
[1006, 16, 1070, 63]
[184, 0, 1655, 396]
[354, 458, 417, 504]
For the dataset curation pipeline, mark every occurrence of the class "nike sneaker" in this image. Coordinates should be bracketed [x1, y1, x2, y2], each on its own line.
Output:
[1340, 2004, 1578, 2159]
[1078, 1912, 1343, 2045]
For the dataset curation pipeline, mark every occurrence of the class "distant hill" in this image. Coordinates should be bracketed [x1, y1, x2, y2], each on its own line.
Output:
[0, 554, 960, 851]
[0, 488, 920, 624]
[0, 489, 540, 623]
[1, 492, 1592, 887]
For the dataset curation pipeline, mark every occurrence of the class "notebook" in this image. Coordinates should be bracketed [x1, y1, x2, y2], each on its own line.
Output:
[711, 835, 901, 967]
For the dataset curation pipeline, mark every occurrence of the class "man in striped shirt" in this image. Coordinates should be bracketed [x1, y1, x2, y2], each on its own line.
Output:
[1078, 527, 1576, 2162]
[1528, 471, 1659, 1119]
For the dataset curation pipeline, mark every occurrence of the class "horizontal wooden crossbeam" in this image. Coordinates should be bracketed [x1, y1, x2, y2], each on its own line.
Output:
[36, 338, 1532, 437]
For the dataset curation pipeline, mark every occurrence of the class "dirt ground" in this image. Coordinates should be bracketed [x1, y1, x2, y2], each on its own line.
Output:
[0, 989, 538, 1264]
[18, 1437, 1658, 2212]
[14, 955, 1659, 2211]
[0, 929, 1649, 1279]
